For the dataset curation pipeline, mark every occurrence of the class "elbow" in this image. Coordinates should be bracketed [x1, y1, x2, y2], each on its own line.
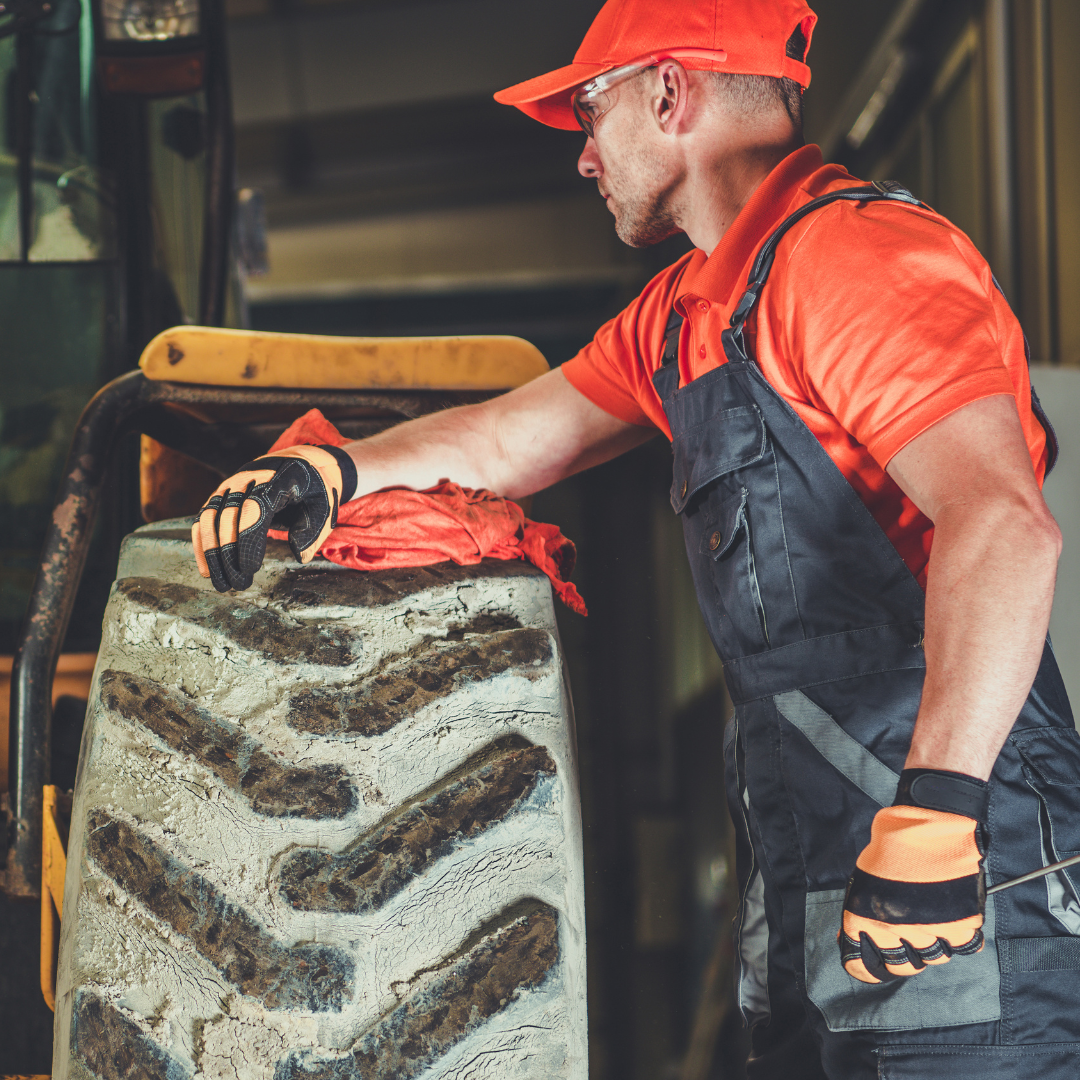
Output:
[1042, 506, 1063, 565]
[1020, 499, 1062, 575]
[461, 398, 513, 493]
[940, 493, 1062, 576]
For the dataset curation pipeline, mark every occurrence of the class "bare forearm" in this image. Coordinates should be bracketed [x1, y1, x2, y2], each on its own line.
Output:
[340, 403, 506, 497]
[883, 394, 1062, 780]
[906, 499, 1061, 779]
[193, 370, 651, 591]
[339, 368, 655, 501]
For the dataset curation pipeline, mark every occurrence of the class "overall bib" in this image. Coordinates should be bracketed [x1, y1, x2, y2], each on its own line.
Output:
[654, 185, 1080, 1079]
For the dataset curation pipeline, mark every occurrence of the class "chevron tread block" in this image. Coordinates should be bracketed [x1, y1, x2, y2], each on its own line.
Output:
[279, 737, 556, 914]
[99, 669, 357, 819]
[275, 903, 558, 1080]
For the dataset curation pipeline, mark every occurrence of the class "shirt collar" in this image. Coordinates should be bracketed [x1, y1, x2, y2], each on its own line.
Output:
[677, 143, 828, 308]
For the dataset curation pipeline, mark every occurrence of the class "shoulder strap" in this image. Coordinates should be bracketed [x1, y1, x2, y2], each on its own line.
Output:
[659, 182, 922, 370]
[725, 181, 922, 360]
[658, 182, 1059, 475]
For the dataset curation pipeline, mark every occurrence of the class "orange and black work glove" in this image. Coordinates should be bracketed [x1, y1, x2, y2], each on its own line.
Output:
[192, 444, 357, 592]
[840, 768, 989, 984]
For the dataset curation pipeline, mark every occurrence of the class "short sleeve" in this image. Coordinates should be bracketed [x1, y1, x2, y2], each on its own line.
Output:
[561, 337, 655, 428]
[775, 202, 1021, 469]
[560, 254, 697, 436]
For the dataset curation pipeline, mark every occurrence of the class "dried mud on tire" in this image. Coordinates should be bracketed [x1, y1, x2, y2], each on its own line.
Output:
[54, 523, 586, 1080]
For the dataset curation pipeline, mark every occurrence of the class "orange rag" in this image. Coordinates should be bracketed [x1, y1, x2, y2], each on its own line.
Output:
[266, 409, 587, 616]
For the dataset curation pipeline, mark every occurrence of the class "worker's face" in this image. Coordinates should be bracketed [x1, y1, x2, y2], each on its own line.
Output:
[576, 73, 682, 248]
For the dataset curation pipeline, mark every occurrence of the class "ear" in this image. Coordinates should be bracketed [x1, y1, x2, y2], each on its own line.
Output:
[651, 59, 692, 134]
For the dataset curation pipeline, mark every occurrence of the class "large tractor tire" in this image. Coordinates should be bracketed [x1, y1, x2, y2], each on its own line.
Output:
[54, 519, 586, 1080]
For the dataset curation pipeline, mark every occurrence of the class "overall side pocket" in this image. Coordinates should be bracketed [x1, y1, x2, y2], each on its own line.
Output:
[804, 890, 1001, 1032]
[1013, 728, 1080, 934]
[724, 715, 771, 1028]
[700, 487, 770, 650]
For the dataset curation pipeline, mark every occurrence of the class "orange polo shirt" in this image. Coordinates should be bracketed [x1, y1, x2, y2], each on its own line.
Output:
[562, 144, 1048, 588]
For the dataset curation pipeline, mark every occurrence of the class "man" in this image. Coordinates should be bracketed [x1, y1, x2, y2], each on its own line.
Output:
[192, 1, 1080, 1076]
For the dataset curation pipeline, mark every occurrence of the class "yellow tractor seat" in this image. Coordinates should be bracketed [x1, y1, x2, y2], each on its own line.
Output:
[136, 326, 549, 523]
[139, 325, 549, 391]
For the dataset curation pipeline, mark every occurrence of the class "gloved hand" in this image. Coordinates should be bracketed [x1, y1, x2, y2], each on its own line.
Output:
[840, 768, 989, 984]
[192, 444, 357, 592]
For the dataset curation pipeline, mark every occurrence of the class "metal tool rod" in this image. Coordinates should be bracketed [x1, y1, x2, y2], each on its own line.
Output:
[987, 852, 1080, 895]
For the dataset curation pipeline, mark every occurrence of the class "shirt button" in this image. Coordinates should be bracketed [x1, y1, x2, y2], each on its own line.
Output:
[680, 480, 688, 499]
[698, 300, 710, 313]
[699, 345, 707, 358]
[709, 531, 722, 551]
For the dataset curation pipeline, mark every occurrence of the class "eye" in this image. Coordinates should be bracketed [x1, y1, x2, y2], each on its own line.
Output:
[574, 96, 600, 122]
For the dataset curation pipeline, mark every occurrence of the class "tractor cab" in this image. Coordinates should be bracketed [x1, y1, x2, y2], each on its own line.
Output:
[0, 0, 245, 1064]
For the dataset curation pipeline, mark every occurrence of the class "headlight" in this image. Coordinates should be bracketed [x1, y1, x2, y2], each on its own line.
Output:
[100, 0, 198, 41]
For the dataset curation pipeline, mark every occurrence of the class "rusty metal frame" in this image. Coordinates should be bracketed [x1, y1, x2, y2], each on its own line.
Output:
[6, 370, 491, 898]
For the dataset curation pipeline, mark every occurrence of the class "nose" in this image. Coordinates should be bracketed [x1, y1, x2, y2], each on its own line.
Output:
[577, 138, 603, 179]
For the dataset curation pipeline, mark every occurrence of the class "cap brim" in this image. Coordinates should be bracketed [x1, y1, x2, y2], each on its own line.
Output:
[494, 61, 610, 131]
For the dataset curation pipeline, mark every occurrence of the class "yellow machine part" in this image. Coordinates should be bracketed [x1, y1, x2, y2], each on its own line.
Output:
[0, 657, 92, 1013]
[140, 436, 223, 524]
[139, 326, 550, 390]
[0, 655, 96, 792]
[137, 325, 550, 523]
[41, 784, 70, 1012]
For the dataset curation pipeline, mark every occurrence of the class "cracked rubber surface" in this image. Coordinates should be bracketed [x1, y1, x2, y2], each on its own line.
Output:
[268, 562, 538, 611]
[99, 670, 357, 819]
[286, 628, 552, 738]
[279, 738, 556, 914]
[73, 990, 190, 1080]
[56, 520, 586, 1080]
[276, 902, 559, 1080]
[116, 578, 358, 666]
[86, 810, 353, 1012]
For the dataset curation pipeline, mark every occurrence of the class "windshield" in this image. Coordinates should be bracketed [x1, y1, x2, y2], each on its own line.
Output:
[0, 0, 120, 651]
[0, 0, 115, 261]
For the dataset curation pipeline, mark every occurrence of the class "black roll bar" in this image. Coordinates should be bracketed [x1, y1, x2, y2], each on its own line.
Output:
[198, 0, 235, 326]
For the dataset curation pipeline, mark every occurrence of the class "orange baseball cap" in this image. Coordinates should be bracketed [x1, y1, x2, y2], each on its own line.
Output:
[495, 0, 816, 131]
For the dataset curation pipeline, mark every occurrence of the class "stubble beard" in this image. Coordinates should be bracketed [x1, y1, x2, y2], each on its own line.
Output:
[608, 141, 681, 248]
[613, 190, 679, 247]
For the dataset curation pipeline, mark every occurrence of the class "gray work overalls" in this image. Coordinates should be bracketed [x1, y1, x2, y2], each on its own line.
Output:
[655, 185, 1080, 1079]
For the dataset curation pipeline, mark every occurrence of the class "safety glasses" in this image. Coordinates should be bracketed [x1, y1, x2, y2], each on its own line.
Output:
[571, 48, 730, 139]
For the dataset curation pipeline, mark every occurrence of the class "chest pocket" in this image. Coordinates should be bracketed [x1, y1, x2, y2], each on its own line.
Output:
[670, 403, 771, 654]
[699, 486, 770, 648]
[670, 404, 766, 513]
